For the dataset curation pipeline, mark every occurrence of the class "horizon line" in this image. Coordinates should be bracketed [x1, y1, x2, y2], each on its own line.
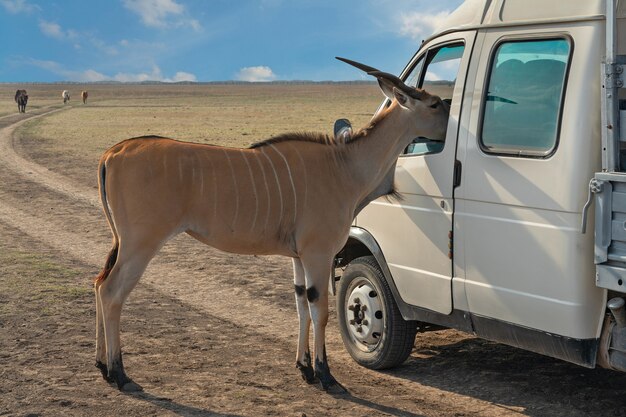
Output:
[0, 80, 379, 86]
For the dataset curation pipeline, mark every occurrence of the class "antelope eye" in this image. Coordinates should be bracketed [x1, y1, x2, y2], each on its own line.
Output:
[429, 101, 439, 109]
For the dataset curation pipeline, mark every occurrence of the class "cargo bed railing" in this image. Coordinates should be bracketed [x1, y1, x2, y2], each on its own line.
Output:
[593, 0, 626, 293]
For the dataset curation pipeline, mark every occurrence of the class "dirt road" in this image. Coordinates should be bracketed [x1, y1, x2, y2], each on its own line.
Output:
[2, 107, 626, 416]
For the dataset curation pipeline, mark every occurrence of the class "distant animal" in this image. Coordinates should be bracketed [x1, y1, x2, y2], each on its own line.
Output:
[92, 56, 450, 394]
[14, 90, 28, 113]
[62, 90, 70, 104]
[81, 91, 88, 104]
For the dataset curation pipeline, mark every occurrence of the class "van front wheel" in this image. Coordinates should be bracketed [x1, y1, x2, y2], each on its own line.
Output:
[337, 256, 417, 369]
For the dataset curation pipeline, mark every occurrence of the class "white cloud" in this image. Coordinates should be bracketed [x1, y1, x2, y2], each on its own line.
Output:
[39, 20, 65, 39]
[113, 65, 163, 82]
[28, 59, 108, 82]
[113, 71, 152, 82]
[170, 71, 196, 82]
[38, 20, 118, 55]
[399, 10, 453, 41]
[113, 65, 196, 82]
[1, 0, 39, 14]
[235, 66, 276, 82]
[28, 59, 196, 83]
[78, 69, 109, 82]
[90, 37, 119, 55]
[122, 0, 201, 31]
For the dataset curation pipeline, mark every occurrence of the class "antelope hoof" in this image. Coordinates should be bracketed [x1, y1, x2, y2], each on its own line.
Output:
[95, 361, 113, 382]
[296, 352, 318, 384]
[315, 367, 347, 394]
[296, 361, 317, 384]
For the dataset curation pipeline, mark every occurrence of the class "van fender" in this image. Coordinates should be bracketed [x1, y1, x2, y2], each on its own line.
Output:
[337, 227, 473, 331]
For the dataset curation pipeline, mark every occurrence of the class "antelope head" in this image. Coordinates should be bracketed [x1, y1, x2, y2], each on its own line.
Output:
[336, 56, 449, 142]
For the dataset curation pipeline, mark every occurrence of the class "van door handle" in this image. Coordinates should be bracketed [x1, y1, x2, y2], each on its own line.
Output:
[453, 160, 462, 188]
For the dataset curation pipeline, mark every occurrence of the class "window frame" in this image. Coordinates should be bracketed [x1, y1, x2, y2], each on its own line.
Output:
[397, 39, 466, 157]
[478, 34, 574, 159]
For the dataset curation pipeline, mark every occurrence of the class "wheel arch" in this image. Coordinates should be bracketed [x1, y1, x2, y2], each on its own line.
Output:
[337, 227, 394, 282]
[336, 227, 408, 319]
[336, 227, 473, 331]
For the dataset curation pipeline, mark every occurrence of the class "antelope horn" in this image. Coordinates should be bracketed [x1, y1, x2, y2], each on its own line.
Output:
[335, 56, 380, 74]
[336, 56, 426, 101]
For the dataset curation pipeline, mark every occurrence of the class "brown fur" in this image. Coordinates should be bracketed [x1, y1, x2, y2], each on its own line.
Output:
[249, 105, 393, 150]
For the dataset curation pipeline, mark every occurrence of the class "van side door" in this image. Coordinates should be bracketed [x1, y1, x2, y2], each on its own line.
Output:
[455, 27, 605, 340]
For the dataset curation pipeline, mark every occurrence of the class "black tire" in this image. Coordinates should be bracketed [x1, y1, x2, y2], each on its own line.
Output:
[337, 256, 418, 369]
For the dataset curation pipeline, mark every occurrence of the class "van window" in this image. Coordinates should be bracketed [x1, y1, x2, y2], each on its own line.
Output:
[481, 38, 570, 156]
[404, 43, 464, 156]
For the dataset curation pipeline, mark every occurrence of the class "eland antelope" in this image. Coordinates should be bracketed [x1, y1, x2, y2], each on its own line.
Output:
[81, 90, 88, 104]
[62, 90, 70, 104]
[93, 57, 450, 393]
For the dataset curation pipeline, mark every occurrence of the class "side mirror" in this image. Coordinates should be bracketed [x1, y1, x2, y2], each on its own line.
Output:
[334, 118, 353, 142]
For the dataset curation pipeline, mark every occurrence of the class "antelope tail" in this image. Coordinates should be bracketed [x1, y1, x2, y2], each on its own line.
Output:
[95, 160, 119, 284]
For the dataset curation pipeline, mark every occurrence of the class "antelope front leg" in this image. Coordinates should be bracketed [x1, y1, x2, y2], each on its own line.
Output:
[302, 254, 347, 394]
[293, 258, 316, 384]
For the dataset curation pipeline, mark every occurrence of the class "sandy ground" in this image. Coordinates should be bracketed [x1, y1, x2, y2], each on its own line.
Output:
[2, 95, 626, 416]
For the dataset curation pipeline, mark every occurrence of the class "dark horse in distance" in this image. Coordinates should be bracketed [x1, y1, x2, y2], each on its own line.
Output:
[15, 90, 28, 113]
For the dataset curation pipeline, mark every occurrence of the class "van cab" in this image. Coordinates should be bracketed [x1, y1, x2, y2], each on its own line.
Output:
[335, 0, 626, 373]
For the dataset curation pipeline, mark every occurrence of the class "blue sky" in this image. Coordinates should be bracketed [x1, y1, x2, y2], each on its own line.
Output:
[0, 0, 463, 82]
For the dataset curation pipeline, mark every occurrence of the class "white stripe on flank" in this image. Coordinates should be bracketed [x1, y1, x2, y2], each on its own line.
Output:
[198, 153, 204, 197]
[253, 152, 271, 232]
[207, 155, 217, 230]
[241, 150, 259, 231]
[287, 143, 307, 214]
[223, 149, 239, 229]
[268, 143, 297, 223]
[260, 148, 283, 222]
[190, 154, 201, 200]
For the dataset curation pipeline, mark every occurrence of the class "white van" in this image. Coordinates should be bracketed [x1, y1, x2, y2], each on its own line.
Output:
[334, 0, 626, 373]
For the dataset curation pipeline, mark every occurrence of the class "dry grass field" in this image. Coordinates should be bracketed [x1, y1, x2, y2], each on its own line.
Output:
[1, 83, 380, 188]
[3, 83, 626, 417]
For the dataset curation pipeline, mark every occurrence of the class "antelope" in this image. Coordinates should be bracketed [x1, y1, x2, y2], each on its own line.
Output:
[81, 91, 88, 104]
[93, 57, 450, 393]
[62, 90, 70, 104]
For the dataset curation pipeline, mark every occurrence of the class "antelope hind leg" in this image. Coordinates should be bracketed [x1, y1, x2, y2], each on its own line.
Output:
[98, 244, 160, 392]
[99, 277, 143, 392]
[94, 283, 112, 382]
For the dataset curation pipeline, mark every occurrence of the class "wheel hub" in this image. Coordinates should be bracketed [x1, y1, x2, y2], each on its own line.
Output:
[346, 281, 384, 349]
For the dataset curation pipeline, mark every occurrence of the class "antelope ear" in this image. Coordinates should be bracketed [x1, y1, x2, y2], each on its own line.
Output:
[377, 78, 396, 102]
[392, 87, 410, 109]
